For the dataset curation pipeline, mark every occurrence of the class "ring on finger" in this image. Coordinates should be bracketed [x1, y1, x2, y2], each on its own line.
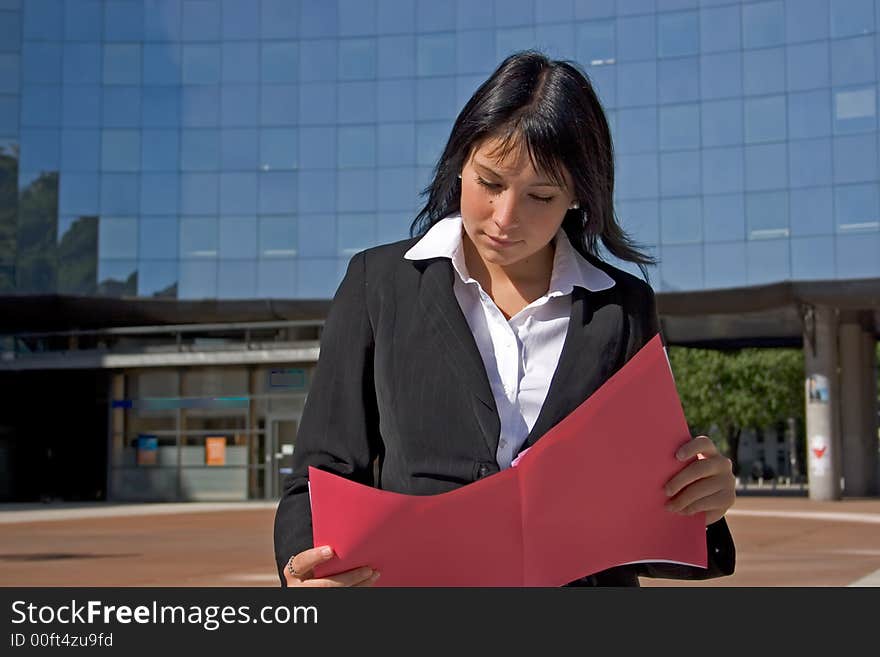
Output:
[287, 556, 304, 579]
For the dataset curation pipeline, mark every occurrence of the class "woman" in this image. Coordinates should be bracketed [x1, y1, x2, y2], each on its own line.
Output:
[274, 51, 736, 587]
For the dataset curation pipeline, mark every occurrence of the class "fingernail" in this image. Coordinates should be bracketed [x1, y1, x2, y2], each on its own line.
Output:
[371, 571, 381, 581]
[321, 546, 333, 557]
[361, 567, 374, 578]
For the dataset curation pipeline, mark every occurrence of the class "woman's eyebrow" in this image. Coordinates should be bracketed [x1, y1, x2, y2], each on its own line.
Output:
[472, 160, 560, 188]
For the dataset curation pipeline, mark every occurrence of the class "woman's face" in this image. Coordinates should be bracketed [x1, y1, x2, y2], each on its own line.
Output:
[459, 137, 577, 271]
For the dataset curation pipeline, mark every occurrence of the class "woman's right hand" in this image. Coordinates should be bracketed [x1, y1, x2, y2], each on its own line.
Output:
[284, 546, 381, 587]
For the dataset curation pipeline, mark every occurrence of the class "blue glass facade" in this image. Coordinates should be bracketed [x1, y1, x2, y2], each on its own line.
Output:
[0, 0, 878, 298]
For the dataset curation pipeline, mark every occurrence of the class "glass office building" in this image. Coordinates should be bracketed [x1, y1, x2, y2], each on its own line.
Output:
[0, 0, 877, 501]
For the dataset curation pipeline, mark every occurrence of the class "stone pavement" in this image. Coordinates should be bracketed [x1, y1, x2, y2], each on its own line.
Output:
[1, 496, 878, 587]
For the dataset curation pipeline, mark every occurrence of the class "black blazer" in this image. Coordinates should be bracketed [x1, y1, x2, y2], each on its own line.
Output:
[274, 236, 736, 586]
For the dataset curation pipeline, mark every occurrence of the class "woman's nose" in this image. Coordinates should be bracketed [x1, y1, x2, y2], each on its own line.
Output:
[492, 192, 519, 232]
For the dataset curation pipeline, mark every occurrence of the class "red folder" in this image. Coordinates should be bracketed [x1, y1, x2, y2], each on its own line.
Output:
[309, 334, 707, 586]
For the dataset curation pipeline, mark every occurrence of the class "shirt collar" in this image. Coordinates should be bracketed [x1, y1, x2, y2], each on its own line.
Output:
[403, 215, 616, 294]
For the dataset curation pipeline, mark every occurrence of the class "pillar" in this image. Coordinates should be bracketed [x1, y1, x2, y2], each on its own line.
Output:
[803, 304, 842, 500]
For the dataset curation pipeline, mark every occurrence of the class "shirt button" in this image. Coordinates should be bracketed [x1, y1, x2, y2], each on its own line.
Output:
[478, 465, 490, 478]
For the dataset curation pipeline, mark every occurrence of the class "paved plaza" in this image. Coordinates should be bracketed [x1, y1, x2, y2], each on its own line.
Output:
[1, 496, 878, 587]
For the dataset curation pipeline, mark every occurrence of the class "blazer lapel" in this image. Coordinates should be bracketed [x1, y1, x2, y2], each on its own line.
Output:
[522, 285, 625, 451]
[417, 258, 501, 457]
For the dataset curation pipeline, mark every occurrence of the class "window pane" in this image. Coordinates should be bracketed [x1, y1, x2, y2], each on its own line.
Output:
[297, 257, 340, 299]
[417, 34, 455, 77]
[700, 53, 742, 100]
[338, 81, 376, 124]
[381, 0, 417, 32]
[182, 44, 220, 84]
[337, 126, 376, 168]
[835, 183, 880, 232]
[337, 169, 376, 212]
[218, 260, 257, 298]
[180, 217, 218, 258]
[786, 42, 830, 92]
[704, 241, 746, 288]
[141, 129, 179, 171]
[257, 258, 295, 298]
[179, 259, 218, 299]
[104, 0, 144, 41]
[22, 86, 61, 126]
[742, 1, 784, 49]
[222, 0, 259, 39]
[745, 95, 786, 143]
[704, 193, 745, 242]
[143, 43, 182, 85]
[747, 190, 789, 239]
[100, 173, 139, 214]
[745, 143, 787, 191]
[658, 11, 698, 58]
[221, 42, 258, 84]
[99, 216, 138, 259]
[180, 129, 220, 171]
[262, 41, 299, 84]
[833, 87, 876, 134]
[700, 5, 740, 53]
[137, 259, 178, 298]
[297, 170, 336, 214]
[23, 43, 62, 84]
[259, 171, 297, 214]
[702, 146, 743, 194]
[615, 107, 657, 153]
[259, 216, 297, 257]
[661, 197, 701, 244]
[747, 239, 790, 284]
[659, 104, 699, 150]
[182, 0, 220, 41]
[142, 87, 181, 127]
[833, 135, 878, 184]
[139, 216, 178, 259]
[140, 173, 179, 214]
[20, 129, 60, 171]
[297, 214, 336, 257]
[65, 0, 103, 41]
[789, 138, 832, 188]
[262, 0, 298, 39]
[830, 0, 873, 38]
[660, 244, 703, 291]
[616, 153, 658, 199]
[218, 172, 257, 215]
[417, 77, 457, 121]
[785, 0, 829, 43]
[182, 86, 220, 127]
[831, 37, 875, 87]
[144, 0, 182, 41]
[701, 99, 743, 147]
[338, 0, 377, 37]
[221, 85, 259, 127]
[744, 48, 784, 96]
[337, 213, 376, 256]
[791, 236, 835, 280]
[221, 128, 259, 170]
[576, 20, 615, 65]
[660, 150, 700, 197]
[298, 82, 335, 126]
[618, 14, 656, 62]
[219, 216, 257, 258]
[836, 232, 880, 279]
[103, 44, 141, 85]
[0, 53, 19, 94]
[180, 173, 219, 215]
[59, 172, 100, 215]
[616, 199, 659, 246]
[97, 259, 137, 296]
[617, 61, 657, 107]
[789, 90, 832, 139]
[790, 186, 833, 236]
[377, 166, 417, 211]
[659, 57, 700, 103]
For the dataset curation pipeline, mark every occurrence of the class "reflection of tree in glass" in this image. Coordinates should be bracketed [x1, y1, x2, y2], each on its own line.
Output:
[58, 216, 98, 296]
[0, 142, 19, 292]
[97, 268, 137, 297]
[16, 171, 58, 294]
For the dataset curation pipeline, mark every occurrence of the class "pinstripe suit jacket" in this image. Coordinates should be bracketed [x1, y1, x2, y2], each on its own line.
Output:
[273, 237, 735, 586]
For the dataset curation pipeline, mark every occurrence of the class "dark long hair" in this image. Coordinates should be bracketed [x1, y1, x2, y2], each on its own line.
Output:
[411, 50, 655, 276]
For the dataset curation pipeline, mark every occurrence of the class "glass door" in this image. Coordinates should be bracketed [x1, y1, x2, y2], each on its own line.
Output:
[268, 416, 299, 499]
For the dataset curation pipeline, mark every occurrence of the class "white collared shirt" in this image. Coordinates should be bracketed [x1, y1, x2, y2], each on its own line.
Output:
[404, 215, 615, 470]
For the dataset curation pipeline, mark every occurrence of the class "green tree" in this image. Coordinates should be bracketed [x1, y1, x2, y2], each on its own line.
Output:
[668, 347, 804, 476]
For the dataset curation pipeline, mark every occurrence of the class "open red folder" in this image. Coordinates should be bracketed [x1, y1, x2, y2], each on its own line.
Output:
[309, 333, 707, 586]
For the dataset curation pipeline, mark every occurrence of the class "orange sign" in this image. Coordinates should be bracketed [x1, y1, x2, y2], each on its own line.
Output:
[205, 437, 226, 466]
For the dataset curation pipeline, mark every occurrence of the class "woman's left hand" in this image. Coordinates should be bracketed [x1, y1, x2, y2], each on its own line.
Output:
[664, 435, 736, 526]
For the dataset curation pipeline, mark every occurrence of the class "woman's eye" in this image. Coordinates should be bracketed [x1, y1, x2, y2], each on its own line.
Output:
[476, 177, 501, 192]
[530, 194, 554, 204]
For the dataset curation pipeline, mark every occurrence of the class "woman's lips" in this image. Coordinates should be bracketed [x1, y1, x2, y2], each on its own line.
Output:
[485, 233, 519, 247]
